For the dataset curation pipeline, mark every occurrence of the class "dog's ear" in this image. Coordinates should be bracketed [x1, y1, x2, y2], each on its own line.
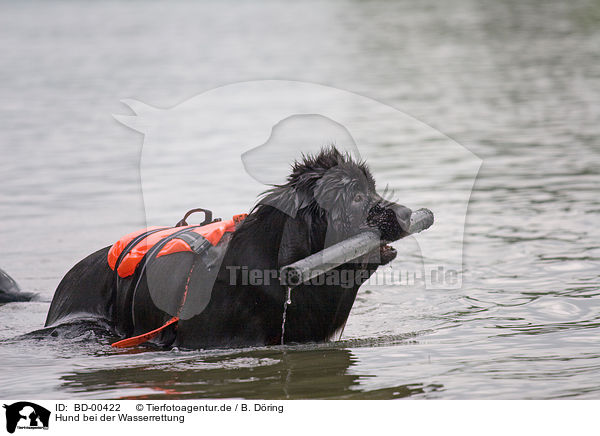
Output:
[258, 185, 312, 218]
[312, 170, 353, 243]
[277, 215, 312, 267]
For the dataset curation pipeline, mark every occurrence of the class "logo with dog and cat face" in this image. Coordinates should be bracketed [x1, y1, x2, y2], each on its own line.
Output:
[3, 402, 50, 433]
[113, 80, 481, 319]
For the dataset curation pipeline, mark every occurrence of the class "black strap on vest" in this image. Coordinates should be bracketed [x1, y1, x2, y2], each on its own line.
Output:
[113, 227, 166, 290]
[129, 226, 203, 292]
[176, 231, 213, 255]
[114, 228, 165, 273]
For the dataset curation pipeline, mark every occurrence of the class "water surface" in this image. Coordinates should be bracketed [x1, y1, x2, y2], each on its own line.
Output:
[1, 0, 599, 399]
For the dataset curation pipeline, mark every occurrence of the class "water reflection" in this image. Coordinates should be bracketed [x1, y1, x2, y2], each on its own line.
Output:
[61, 347, 442, 400]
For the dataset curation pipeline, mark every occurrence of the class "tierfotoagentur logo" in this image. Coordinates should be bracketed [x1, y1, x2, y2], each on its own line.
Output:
[114, 80, 481, 318]
[3, 402, 50, 434]
[227, 266, 458, 289]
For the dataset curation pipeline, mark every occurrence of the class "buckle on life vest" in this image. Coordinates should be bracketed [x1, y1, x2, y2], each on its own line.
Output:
[233, 213, 248, 225]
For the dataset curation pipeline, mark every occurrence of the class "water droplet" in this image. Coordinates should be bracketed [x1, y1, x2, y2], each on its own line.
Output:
[280, 286, 293, 345]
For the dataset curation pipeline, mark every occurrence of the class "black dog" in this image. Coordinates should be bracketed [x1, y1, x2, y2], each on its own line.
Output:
[45, 147, 413, 349]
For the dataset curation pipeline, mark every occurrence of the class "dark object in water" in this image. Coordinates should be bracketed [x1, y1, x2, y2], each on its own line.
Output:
[281, 208, 434, 286]
[0, 268, 34, 304]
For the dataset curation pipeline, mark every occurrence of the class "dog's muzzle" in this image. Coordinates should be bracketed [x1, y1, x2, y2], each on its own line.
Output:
[367, 202, 412, 242]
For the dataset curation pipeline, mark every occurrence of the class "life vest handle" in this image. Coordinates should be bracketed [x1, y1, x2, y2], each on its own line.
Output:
[175, 208, 218, 227]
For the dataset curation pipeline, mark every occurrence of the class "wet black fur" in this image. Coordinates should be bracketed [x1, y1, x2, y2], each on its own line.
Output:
[45, 147, 411, 349]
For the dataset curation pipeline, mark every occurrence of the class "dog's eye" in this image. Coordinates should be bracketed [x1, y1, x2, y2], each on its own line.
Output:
[353, 193, 365, 203]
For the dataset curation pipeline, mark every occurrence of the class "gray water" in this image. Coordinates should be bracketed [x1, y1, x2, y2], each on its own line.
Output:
[1, 0, 599, 399]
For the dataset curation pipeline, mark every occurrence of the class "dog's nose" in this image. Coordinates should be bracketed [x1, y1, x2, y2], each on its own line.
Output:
[392, 204, 412, 232]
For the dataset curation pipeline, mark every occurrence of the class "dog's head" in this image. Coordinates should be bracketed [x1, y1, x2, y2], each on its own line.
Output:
[255, 146, 412, 265]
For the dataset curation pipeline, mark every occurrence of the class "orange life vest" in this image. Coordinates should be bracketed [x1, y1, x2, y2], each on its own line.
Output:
[107, 214, 247, 278]
[107, 213, 247, 349]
